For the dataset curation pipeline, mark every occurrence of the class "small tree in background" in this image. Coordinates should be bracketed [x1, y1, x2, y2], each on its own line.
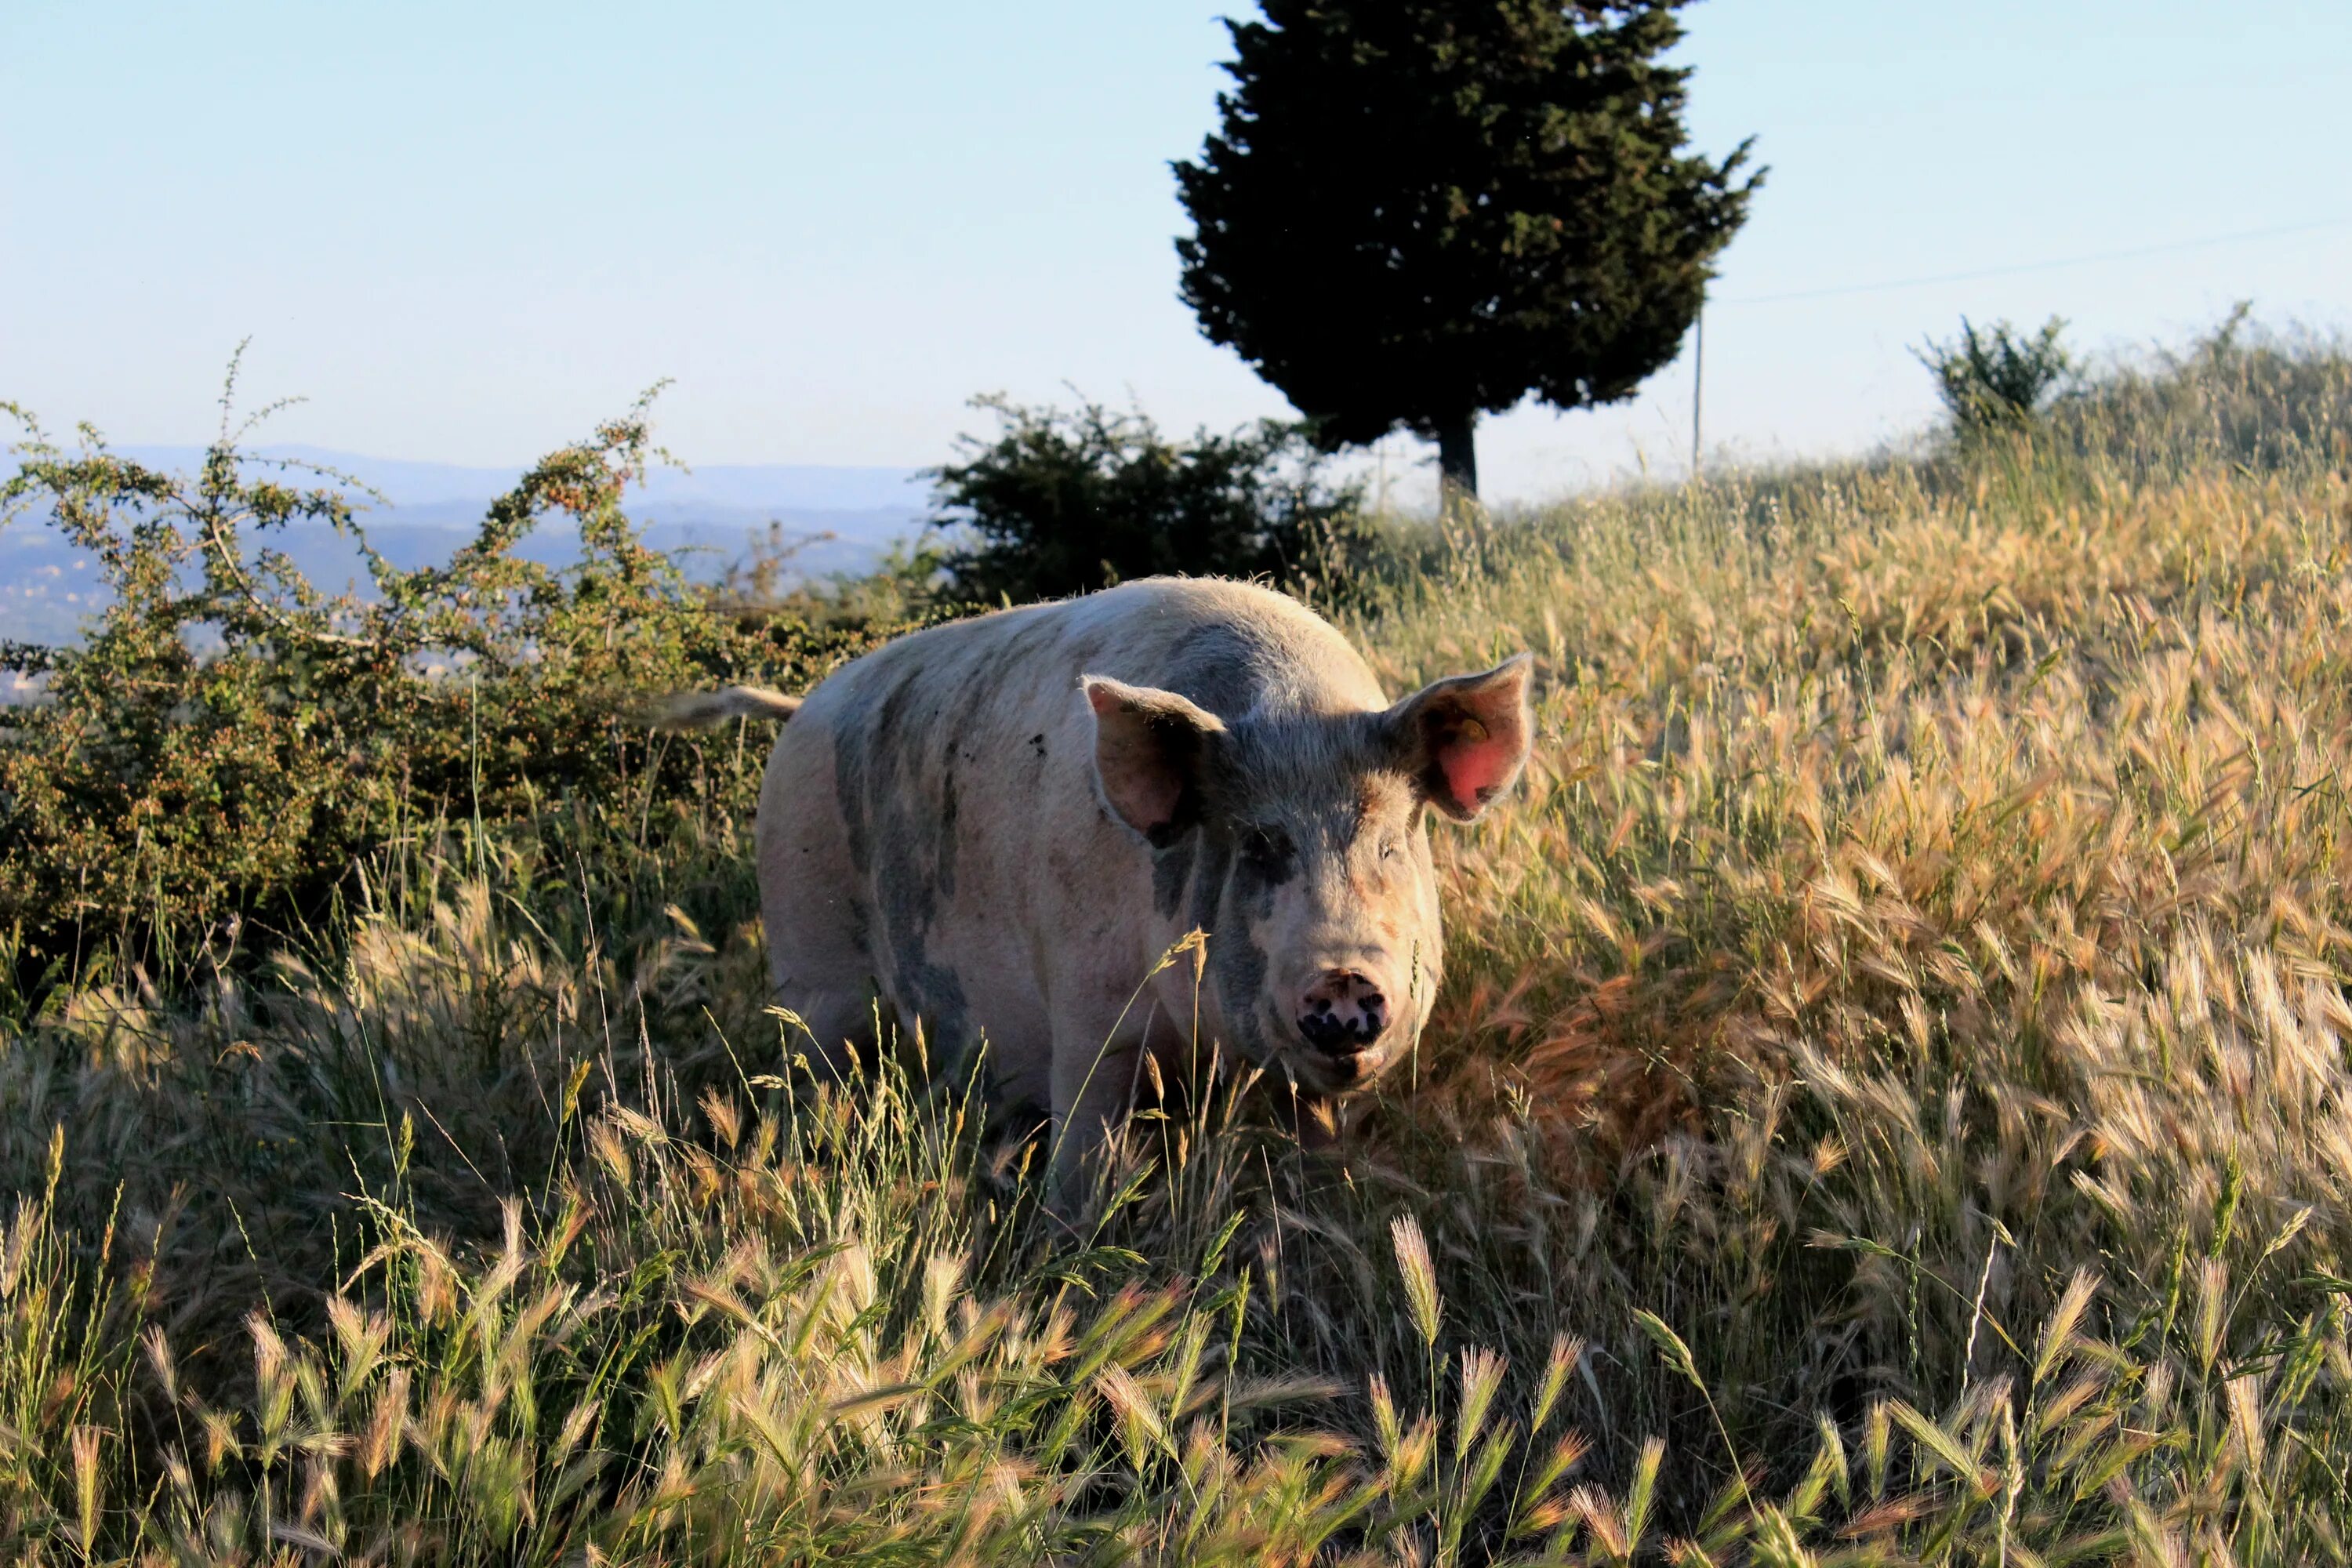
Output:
[1917, 315, 2076, 437]
[1174, 0, 1760, 501]
[927, 395, 1370, 605]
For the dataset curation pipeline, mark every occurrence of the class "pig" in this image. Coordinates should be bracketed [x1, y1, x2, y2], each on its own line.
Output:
[673, 577, 1533, 1194]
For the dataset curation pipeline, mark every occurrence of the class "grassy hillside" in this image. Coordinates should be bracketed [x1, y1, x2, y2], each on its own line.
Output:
[2, 323, 2350, 1562]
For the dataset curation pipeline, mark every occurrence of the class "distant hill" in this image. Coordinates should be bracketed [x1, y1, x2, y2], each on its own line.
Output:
[2, 445, 932, 648]
[111, 445, 932, 514]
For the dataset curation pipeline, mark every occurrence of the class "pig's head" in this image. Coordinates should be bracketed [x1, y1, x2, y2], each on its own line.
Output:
[1082, 655, 1534, 1097]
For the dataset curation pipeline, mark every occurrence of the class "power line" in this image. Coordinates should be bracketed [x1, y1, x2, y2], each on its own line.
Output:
[1718, 215, 2352, 307]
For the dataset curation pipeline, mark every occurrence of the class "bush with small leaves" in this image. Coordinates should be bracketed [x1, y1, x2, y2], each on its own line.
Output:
[0, 366, 907, 1006]
[927, 394, 1377, 608]
[1916, 314, 2076, 437]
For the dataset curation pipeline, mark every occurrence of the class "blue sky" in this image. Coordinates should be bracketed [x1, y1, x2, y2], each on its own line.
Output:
[5, 2, 2348, 505]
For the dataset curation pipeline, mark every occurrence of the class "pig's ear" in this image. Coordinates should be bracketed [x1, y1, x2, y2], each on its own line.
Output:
[1082, 677, 1225, 846]
[1385, 654, 1535, 822]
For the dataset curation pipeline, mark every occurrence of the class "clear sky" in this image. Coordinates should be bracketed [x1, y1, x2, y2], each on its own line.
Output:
[5, 2, 2348, 505]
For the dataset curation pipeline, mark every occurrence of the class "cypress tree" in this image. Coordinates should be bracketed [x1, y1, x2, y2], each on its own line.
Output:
[1174, 1, 1760, 499]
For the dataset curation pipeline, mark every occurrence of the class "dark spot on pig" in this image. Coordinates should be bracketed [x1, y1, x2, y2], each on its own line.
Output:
[828, 681, 886, 880]
[1152, 840, 1196, 919]
[1029, 733, 1047, 759]
[1167, 622, 1276, 717]
[1235, 825, 1298, 894]
[1186, 836, 1233, 936]
[1213, 924, 1270, 1062]
[936, 766, 960, 899]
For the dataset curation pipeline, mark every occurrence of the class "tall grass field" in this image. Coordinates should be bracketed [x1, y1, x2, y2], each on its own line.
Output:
[2, 321, 2351, 1563]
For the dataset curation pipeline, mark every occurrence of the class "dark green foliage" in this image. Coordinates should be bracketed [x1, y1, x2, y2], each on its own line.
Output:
[1173, 0, 1760, 495]
[1917, 315, 2077, 436]
[0, 376, 905, 1002]
[927, 394, 1374, 606]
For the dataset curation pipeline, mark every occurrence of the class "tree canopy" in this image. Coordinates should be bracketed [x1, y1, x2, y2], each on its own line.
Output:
[1174, 0, 1761, 496]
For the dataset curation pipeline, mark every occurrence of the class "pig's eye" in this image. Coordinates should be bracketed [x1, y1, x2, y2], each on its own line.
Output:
[1377, 835, 1403, 862]
[1240, 826, 1292, 873]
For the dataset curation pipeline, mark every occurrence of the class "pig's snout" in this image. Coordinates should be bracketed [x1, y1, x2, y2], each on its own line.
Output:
[1296, 968, 1389, 1063]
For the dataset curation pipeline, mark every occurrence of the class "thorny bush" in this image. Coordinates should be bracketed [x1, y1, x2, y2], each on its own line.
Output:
[0, 370, 908, 1009]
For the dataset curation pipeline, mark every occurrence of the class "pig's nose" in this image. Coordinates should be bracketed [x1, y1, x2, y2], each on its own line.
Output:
[1297, 969, 1388, 1055]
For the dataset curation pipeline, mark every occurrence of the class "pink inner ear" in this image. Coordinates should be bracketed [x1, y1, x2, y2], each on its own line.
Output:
[1119, 767, 1184, 833]
[1439, 721, 1519, 808]
[1088, 682, 1189, 833]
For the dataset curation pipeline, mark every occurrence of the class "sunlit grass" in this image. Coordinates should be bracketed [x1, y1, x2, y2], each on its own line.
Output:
[5, 322, 2352, 1561]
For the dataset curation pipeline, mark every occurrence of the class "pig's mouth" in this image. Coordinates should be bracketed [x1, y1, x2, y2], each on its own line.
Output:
[1264, 1010, 1399, 1097]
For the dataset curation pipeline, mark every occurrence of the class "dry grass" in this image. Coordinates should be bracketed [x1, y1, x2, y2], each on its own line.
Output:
[4, 325, 2352, 1562]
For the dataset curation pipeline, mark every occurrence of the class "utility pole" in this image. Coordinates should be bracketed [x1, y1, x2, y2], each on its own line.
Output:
[1690, 300, 1704, 478]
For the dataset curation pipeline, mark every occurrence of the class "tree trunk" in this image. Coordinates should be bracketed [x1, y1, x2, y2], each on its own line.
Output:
[1435, 412, 1479, 505]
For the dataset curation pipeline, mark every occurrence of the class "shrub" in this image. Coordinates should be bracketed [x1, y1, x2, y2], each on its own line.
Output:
[0, 376, 902, 1004]
[927, 395, 1374, 606]
[2049, 302, 2352, 477]
[1916, 314, 2075, 436]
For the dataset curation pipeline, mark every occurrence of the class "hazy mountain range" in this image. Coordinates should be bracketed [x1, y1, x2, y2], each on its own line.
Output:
[1, 445, 933, 648]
